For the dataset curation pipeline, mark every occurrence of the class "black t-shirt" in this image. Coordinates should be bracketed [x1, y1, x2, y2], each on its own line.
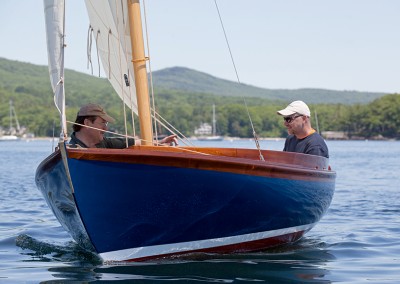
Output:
[69, 132, 135, 149]
[283, 132, 329, 158]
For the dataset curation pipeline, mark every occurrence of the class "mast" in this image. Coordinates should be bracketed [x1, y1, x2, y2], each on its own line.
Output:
[127, 0, 153, 145]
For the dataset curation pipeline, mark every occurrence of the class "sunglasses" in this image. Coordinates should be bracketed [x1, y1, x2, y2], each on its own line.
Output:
[283, 114, 302, 123]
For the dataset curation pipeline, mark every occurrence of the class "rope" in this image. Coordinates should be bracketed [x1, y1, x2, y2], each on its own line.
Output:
[214, 0, 265, 160]
[142, 0, 159, 143]
[67, 120, 133, 138]
[141, 0, 194, 146]
[119, 0, 137, 140]
[152, 112, 194, 146]
[107, 29, 112, 79]
[95, 30, 101, 77]
[114, 0, 130, 148]
[86, 25, 94, 75]
[65, 120, 208, 155]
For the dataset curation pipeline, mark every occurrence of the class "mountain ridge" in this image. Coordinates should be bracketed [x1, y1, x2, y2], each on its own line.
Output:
[0, 57, 388, 105]
[152, 66, 386, 104]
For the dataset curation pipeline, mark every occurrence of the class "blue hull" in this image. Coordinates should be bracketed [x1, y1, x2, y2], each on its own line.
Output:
[36, 145, 335, 261]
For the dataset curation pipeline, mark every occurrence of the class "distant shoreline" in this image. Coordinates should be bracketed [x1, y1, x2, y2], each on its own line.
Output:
[19, 137, 397, 142]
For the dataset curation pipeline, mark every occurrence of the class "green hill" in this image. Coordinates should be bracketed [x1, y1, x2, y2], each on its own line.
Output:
[1, 57, 398, 139]
[0, 57, 388, 106]
[152, 66, 387, 104]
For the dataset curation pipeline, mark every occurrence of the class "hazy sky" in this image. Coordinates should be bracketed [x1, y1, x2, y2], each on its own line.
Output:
[1, 0, 400, 93]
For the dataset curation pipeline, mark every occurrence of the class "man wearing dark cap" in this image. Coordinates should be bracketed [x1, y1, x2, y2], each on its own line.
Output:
[277, 100, 329, 158]
[69, 103, 177, 148]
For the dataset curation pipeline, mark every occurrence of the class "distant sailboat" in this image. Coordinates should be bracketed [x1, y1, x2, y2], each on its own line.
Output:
[0, 100, 21, 141]
[196, 104, 224, 141]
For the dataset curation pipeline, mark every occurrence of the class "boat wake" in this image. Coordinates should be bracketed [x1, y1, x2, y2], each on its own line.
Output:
[15, 234, 101, 263]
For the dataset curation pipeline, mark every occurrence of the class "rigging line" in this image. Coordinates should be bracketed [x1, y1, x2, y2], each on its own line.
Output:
[95, 30, 101, 77]
[143, 0, 193, 146]
[127, 69, 137, 138]
[121, 0, 137, 138]
[59, 1, 66, 140]
[107, 29, 111, 79]
[152, 111, 194, 146]
[142, 0, 159, 143]
[115, 0, 130, 148]
[142, 0, 191, 146]
[152, 117, 191, 147]
[213, 0, 264, 161]
[213, 0, 240, 84]
[65, 120, 203, 153]
[86, 25, 94, 75]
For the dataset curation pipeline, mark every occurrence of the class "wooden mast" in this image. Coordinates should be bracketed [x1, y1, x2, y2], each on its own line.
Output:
[127, 0, 153, 145]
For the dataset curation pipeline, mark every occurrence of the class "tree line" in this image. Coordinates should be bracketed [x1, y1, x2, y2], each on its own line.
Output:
[0, 84, 399, 139]
[154, 91, 399, 139]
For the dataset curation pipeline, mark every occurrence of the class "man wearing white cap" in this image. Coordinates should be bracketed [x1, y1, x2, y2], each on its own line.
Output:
[277, 100, 329, 158]
[69, 103, 177, 148]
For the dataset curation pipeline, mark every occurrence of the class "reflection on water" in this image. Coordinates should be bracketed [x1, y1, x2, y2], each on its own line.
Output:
[16, 232, 334, 283]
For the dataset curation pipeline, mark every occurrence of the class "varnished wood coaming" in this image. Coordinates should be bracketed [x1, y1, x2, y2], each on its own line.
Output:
[66, 146, 335, 182]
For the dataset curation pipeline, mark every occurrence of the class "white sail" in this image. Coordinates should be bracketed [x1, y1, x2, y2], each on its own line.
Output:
[85, 0, 138, 114]
[43, 0, 67, 137]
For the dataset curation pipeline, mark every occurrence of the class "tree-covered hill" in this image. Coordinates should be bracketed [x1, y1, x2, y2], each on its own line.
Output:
[0, 57, 398, 139]
[152, 67, 387, 104]
[1, 57, 388, 106]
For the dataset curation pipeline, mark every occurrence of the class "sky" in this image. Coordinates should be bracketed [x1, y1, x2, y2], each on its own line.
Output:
[1, 0, 400, 93]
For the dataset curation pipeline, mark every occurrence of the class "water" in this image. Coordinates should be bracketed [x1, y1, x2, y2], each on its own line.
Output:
[1, 139, 399, 283]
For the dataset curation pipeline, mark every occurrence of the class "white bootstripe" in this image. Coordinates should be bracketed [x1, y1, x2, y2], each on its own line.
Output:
[100, 223, 316, 261]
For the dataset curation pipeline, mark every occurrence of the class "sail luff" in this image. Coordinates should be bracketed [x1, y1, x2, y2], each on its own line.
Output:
[127, 0, 153, 145]
[43, 0, 67, 138]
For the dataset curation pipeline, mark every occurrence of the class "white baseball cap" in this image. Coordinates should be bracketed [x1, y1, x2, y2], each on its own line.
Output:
[277, 100, 311, 117]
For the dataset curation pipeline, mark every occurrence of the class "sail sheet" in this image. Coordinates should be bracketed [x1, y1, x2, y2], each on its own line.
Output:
[43, 0, 67, 135]
[85, 0, 138, 114]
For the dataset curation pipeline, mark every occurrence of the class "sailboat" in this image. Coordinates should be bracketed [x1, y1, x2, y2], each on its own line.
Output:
[196, 104, 224, 141]
[36, 0, 336, 262]
[0, 100, 21, 142]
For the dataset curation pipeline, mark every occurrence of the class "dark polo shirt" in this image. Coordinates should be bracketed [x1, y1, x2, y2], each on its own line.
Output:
[283, 132, 329, 158]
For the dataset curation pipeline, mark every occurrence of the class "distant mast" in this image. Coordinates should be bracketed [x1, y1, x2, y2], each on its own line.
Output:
[127, 0, 153, 145]
[314, 110, 320, 134]
[9, 100, 12, 132]
[212, 104, 217, 136]
[9, 100, 20, 134]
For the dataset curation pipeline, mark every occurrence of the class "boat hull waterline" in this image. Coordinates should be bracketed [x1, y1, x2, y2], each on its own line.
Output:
[35, 145, 335, 261]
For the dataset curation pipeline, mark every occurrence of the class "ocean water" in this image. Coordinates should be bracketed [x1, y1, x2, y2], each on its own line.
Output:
[0, 139, 399, 283]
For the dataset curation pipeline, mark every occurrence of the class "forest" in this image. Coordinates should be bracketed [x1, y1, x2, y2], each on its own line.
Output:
[1, 86, 399, 140]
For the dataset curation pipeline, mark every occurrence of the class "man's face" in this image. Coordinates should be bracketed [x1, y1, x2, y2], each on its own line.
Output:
[86, 117, 108, 142]
[283, 114, 304, 135]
